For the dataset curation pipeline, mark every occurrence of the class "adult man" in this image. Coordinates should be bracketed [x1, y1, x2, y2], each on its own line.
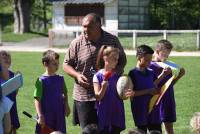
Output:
[63, 13, 127, 130]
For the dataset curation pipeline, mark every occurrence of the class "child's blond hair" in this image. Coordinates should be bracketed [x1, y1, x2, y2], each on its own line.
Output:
[96, 45, 120, 70]
[190, 112, 200, 133]
[155, 39, 173, 51]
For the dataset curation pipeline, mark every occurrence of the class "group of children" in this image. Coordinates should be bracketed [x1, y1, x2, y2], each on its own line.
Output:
[91, 39, 185, 134]
[0, 39, 186, 134]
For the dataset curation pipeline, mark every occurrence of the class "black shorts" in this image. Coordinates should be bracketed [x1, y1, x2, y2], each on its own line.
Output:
[73, 100, 98, 129]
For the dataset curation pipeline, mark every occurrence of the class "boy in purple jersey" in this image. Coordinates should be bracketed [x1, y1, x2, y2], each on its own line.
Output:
[0, 50, 20, 134]
[149, 40, 185, 134]
[128, 45, 171, 133]
[34, 50, 70, 134]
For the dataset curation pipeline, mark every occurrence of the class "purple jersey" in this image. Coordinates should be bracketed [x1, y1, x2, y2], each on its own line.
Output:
[6, 71, 20, 129]
[149, 61, 176, 122]
[94, 69, 125, 131]
[34, 75, 66, 134]
[128, 68, 161, 126]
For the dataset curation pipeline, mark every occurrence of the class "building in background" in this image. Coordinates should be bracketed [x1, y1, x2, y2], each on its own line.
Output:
[50, 0, 150, 31]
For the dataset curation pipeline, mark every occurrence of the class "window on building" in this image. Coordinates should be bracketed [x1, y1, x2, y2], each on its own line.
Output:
[65, 4, 104, 25]
[118, 0, 149, 29]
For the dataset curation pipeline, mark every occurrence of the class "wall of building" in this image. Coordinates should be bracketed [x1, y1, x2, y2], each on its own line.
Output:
[52, 1, 118, 31]
[52, 3, 81, 30]
[104, 0, 118, 31]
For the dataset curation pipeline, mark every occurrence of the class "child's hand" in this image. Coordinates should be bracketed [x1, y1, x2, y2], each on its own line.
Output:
[37, 115, 45, 126]
[149, 88, 160, 95]
[76, 74, 90, 89]
[101, 80, 108, 89]
[124, 88, 135, 98]
[162, 67, 172, 76]
[65, 104, 71, 117]
[178, 67, 185, 78]
[104, 71, 112, 81]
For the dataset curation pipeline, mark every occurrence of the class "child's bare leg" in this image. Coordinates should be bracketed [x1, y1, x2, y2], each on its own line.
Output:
[164, 122, 174, 134]
[9, 127, 17, 134]
[12, 128, 17, 134]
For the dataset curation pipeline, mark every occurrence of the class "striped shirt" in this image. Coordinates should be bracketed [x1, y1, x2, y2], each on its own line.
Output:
[64, 30, 127, 101]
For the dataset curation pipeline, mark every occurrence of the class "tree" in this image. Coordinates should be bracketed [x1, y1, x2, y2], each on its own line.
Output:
[149, 0, 200, 29]
[13, 0, 32, 34]
[31, 0, 51, 32]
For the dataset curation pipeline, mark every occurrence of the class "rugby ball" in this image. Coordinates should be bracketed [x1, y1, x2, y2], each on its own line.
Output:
[116, 75, 133, 100]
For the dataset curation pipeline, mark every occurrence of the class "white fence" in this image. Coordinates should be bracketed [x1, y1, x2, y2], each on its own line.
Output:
[48, 29, 200, 50]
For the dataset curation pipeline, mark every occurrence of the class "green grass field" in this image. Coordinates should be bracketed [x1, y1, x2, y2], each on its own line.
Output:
[2, 32, 46, 42]
[9, 52, 200, 134]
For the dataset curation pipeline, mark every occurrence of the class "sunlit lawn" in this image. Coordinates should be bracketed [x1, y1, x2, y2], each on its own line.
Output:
[9, 52, 200, 134]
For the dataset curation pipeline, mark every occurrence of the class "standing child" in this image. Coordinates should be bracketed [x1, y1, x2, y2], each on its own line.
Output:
[0, 53, 13, 134]
[149, 40, 185, 134]
[93, 45, 129, 134]
[34, 50, 70, 134]
[0, 50, 20, 134]
[128, 45, 171, 133]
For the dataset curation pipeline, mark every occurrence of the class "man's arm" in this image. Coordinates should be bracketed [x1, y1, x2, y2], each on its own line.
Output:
[63, 63, 80, 79]
[63, 45, 90, 88]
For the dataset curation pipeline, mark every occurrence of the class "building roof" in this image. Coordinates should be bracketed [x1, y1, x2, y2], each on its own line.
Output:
[49, 0, 114, 4]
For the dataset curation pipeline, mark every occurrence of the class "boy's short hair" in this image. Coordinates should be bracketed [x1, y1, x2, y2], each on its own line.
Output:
[149, 130, 162, 134]
[190, 112, 200, 133]
[0, 50, 11, 65]
[82, 124, 99, 134]
[42, 50, 59, 65]
[156, 39, 173, 51]
[128, 128, 145, 134]
[136, 45, 154, 58]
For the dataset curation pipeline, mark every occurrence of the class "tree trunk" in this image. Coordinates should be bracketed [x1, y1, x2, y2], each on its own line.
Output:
[13, 0, 31, 34]
[13, 0, 20, 33]
[42, 0, 47, 31]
